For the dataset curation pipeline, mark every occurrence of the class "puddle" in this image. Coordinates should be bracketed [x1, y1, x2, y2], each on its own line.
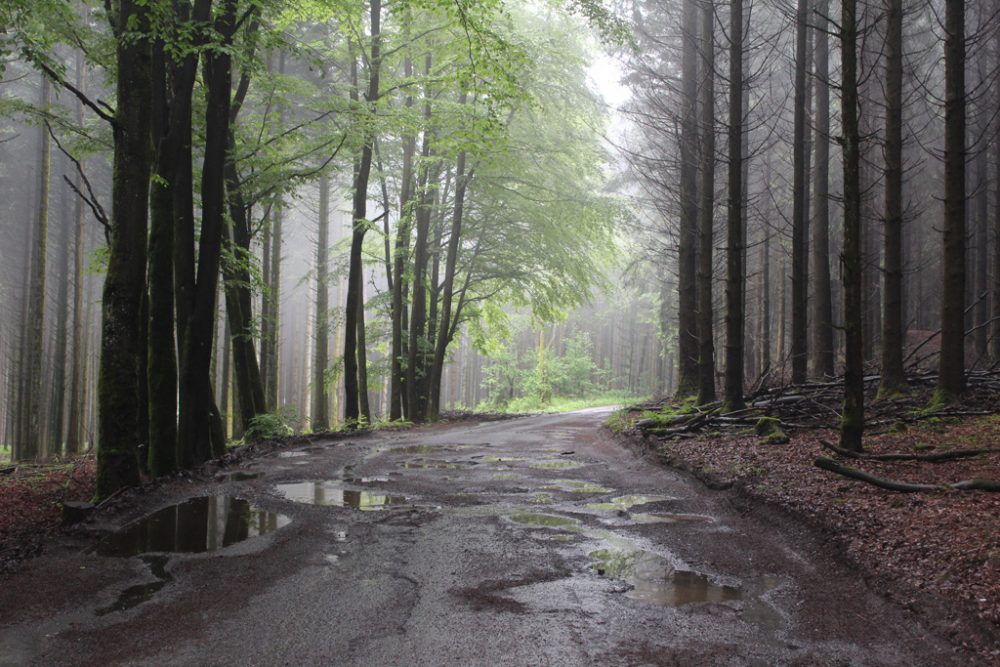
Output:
[585, 495, 674, 512]
[396, 444, 461, 454]
[544, 480, 613, 494]
[278, 451, 308, 458]
[275, 481, 406, 510]
[628, 512, 713, 525]
[398, 458, 463, 470]
[480, 455, 526, 463]
[94, 496, 290, 557]
[510, 512, 579, 528]
[95, 555, 172, 616]
[530, 460, 583, 470]
[215, 470, 263, 482]
[494, 473, 522, 481]
[590, 548, 742, 606]
[344, 476, 390, 484]
[530, 492, 554, 504]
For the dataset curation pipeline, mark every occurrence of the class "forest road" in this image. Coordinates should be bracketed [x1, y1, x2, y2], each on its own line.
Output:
[0, 409, 963, 666]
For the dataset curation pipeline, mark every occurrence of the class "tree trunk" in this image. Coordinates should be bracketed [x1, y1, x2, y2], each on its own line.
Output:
[879, 0, 905, 396]
[313, 175, 330, 431]
[96, 0, 152, 497]
[389, 56, 415, 420]
[147, 37, 178, 476]
[937, 0, 966, 400]
[343, 0, 381, 424]
[840, 0, 864, 452]
[811, 0, 834, 378]
[66, 50, 88, 455]
[429, 147, 469, 417]
[49, 152, 71, 455]
[791, 0, 809, 384]
[176, 0, 233, 465]
[23, 75, 51, 461]
[696, 1, 717, 405]
[724, 0, 745, 411]
[677, 0, 700, 398]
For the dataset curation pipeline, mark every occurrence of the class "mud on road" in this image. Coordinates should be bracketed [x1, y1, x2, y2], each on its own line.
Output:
[0, 409, 964, 666]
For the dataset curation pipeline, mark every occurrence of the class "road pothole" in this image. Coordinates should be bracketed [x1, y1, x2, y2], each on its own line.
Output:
[584, 494, 675, 511]
[590, 548, 741, 606]
[509, 512, 580, 528]
[94, 496, 290, 557]
[274, 481, 407, 510]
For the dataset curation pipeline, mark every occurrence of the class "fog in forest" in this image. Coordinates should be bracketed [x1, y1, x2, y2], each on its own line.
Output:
[0, 0, 989, 480]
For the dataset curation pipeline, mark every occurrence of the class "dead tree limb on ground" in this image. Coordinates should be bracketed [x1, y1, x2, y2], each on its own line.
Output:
[814, 456, 1000, 492]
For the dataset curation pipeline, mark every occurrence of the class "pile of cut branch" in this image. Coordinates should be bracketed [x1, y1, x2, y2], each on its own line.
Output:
[630, 369, 1000, 442]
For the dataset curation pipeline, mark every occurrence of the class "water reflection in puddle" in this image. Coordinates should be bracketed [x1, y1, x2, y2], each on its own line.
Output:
[275, 481, 406, 510]
[585, 495, 675, 512]
[531, 460, 583, 470]
[510, 512, 579, 528]
[398, 458, 462, 470]
[278, 451, 308, 458]
[216, 470, 264, 482]
[95, 555, 172, 616]
[628, 512, 713, 525]
[94, 496, 290, 557]
[590, 548, 741, 606]
[544, 480, 613, 494]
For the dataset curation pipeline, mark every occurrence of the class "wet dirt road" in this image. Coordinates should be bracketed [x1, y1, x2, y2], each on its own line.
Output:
[0, 409, 961, 666]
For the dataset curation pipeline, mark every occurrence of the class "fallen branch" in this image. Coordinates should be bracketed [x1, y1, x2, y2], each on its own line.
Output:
[814, 457, 1000, 492]
[820, 439, 1000, 463]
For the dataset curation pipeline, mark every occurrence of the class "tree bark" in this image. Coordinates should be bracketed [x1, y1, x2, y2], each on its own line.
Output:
[176, 0, 234, 465]
[429, 147, 469, 417]
[811, 0, 834, 378]
[791, 0, 809, 384]
[879, 0, 905, 396]
[313, 175, 330, 430]
[66, 49, 88, 455]
[724, 0, 745, 411]
[677, 0, 700, 398]
[147, 36, 178, 476]
[343, 0, 381, 424]
[697, 0, 717, 405]
[840, 0, 864, 452]
[96, 0, 152, 498]
[937, 0, 966, 400]
[23, 75, 51, 461]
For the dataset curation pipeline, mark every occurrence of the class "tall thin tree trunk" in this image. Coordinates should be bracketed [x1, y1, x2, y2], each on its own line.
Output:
[791, 0, 809, 384]
[97, 0, 153, 497]
[724, 0, 745, 410]
[840, 0, 864, 451]
[49, 154, 71, 455]
[879, 0, 905, 395]
[429, 146, 469, 417]
[697, 0, 717, 405]
[66, 49, 88, 455]
[23, 75, 52, 461]
[811, 0, 834, 377]
[937, 0, 966, 400]
[147, 37, 178, 476]
[343, 0, 381, 424]
[313, 175, 330, 431]
[677, 0, 700, 397]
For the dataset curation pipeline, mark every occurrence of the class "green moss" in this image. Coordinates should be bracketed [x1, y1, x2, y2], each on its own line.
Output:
[888, 420, 908, 433]
[755, 416, 789, 444]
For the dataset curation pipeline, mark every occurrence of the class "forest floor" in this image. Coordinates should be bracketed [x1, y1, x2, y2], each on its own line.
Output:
[0, 454, 97, 574]
[620, 398, 1000, 664]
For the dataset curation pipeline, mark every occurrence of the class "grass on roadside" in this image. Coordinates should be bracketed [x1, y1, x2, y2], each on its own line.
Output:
[489, 392, 646, 414]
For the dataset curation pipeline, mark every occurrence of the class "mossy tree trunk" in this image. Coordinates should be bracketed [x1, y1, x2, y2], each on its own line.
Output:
[96, 0, 153, 498]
